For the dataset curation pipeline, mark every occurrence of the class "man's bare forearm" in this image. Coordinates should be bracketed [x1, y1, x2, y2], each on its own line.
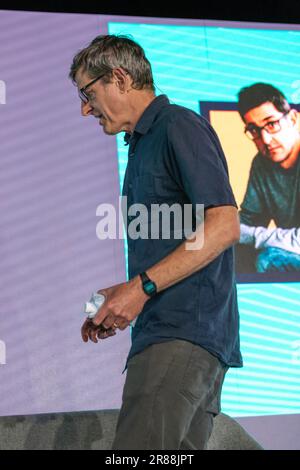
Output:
[89, 206, 240, 332]
[137, 205, 240, 293]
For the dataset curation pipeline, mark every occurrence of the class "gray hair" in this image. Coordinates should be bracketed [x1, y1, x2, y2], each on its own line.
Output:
[69, 34, 155, 92]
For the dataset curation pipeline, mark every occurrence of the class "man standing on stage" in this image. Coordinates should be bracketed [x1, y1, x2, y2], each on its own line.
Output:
[69, 34, 242, 449]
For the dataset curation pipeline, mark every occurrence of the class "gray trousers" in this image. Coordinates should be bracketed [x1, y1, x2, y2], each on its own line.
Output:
[112, 339, 228, 450]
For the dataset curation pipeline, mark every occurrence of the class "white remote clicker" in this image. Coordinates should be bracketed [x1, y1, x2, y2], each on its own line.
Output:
[84, 293, 105, 319]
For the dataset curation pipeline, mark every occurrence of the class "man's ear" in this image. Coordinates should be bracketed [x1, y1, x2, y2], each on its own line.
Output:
[113, 67, 131, 93]
[289, 108, 299, 127]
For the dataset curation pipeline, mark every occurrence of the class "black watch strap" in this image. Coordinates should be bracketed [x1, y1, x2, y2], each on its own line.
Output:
[140, 271, 157, 297]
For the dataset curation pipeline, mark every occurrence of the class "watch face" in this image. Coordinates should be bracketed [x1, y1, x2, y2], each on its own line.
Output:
[145, 281, 156, 295]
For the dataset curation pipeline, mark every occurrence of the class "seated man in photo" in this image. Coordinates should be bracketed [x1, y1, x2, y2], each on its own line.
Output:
[237, 82, 300, 273]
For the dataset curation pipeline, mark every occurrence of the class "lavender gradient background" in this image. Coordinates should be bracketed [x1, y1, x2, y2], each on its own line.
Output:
[0, 10, 129, 416]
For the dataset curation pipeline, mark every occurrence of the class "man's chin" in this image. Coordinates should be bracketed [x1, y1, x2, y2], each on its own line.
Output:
[264, 149, 286, 163]
[100, 121, 124, 136]
[101, 125, 117, 136]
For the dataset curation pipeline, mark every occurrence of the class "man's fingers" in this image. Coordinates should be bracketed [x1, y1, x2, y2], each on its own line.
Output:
[100, 313, 117, 330]
[90, 326, 100, 343]
[97, 328, 116, 340]
[101, 314, 130, 331]
[81, 319, 101, 343]
[117, 319, 130, 331]
[81, 319, 117, 343]
[81, 319, 91, 342]
[81, 325, 88, 342]
[91, 290, 109, 326]
[89, 324, 98, 343]
[92, 307, 109, 327]
[99, 317, 130, 331]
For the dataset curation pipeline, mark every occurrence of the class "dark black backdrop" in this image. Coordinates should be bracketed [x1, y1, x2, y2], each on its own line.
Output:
[0, 0, 300, 25]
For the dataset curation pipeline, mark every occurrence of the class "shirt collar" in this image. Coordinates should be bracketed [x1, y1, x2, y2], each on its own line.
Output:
[123, 94, 170, 145]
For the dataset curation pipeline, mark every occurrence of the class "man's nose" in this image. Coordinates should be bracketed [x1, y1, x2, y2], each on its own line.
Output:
[260, 128, 273, 144]
[81, 101, 93, 116]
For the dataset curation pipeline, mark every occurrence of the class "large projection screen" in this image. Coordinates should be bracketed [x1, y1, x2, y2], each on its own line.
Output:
[0, 10, 299, 441]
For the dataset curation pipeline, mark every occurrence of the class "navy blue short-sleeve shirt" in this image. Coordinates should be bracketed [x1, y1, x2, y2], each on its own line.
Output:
[122, 94, 243, 368]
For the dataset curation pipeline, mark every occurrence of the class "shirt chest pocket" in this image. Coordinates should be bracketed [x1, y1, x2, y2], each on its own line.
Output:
[132, 173, 158, 205]
[132, 173, 183, 205]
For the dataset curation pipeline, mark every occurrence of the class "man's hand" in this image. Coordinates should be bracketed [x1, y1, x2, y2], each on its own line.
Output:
[81, 319, 117, 343]
[92, 276, 149, 332]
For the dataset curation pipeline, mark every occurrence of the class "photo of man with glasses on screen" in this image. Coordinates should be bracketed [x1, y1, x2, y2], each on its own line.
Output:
[236, 82, 300, 273]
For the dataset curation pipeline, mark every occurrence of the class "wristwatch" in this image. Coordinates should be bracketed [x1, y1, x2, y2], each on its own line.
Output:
[140, 271, 157, 297]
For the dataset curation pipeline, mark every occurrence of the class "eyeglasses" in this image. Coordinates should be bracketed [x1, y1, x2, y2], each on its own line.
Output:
[244, 111, 290, 140]
[78, 73, 106, 104]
